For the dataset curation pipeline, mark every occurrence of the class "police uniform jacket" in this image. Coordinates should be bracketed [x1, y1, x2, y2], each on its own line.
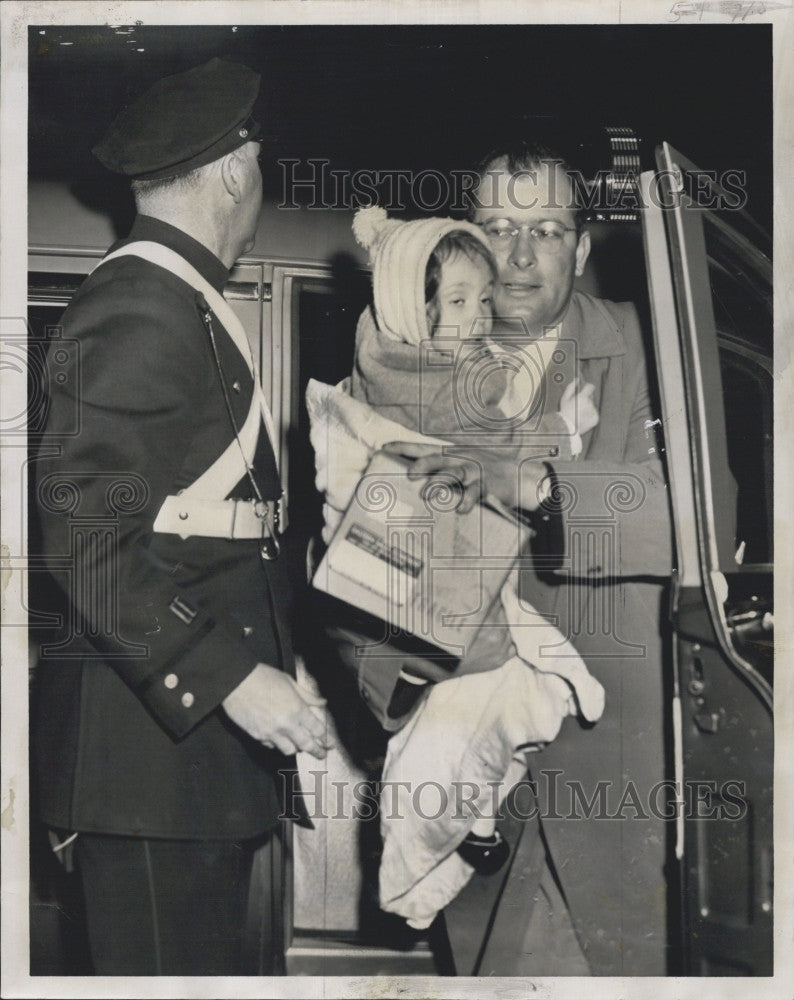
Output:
[34, 215, 293, 840]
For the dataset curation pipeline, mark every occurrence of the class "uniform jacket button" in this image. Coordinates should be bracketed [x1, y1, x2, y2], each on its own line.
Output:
[181, 691, 195, 708]
[242, 625, 254, 638]
[164, 673, 178, 689]
[232, 380, 241, 393]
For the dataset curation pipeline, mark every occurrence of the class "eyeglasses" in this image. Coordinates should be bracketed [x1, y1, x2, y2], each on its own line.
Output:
[477, 219, 577, 253]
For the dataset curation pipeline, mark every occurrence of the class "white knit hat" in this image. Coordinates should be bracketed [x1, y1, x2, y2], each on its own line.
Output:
[352, 206, 492, 346]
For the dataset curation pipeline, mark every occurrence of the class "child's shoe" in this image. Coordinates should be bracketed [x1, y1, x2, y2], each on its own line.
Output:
[456, 830, 510, 875]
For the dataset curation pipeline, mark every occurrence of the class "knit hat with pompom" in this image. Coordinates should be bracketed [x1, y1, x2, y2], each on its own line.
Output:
[352, 205, 492, 346]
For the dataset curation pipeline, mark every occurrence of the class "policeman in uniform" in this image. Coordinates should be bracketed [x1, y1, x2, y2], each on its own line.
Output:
[33, 58, 332, 975]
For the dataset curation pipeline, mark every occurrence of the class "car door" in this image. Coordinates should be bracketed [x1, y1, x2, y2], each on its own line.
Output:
[640, 143, 773, 975]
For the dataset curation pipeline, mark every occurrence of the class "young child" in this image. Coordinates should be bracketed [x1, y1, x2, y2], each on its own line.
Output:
[350, 206, 596, 454]
[313, 207, 604, 927]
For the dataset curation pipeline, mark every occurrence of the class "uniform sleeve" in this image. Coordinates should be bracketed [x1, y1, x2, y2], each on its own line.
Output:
[36, 270, 261, 739]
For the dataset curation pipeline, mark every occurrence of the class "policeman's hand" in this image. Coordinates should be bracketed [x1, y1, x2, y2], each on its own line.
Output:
[222, 664, 335, 759]
[559, 378, 599, 437]
[382, 441, 514, 512]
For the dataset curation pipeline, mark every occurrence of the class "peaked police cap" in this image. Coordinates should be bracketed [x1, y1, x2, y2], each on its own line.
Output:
[92, 57, 261, 180]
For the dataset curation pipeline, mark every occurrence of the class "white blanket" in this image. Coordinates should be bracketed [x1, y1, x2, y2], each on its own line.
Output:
[306, 378, 605, 927]
[306, 377, 445, 544]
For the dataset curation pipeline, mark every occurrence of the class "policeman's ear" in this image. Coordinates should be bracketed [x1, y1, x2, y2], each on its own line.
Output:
[574, 228, 591, 277]
[220, 149, 246, 204]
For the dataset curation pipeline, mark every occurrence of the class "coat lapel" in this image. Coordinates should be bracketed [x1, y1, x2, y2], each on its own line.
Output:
[560, 291, 627, 461]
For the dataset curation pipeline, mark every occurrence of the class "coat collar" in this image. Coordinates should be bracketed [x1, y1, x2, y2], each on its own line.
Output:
[112, 215, 230, 295]
[560, 290, 626, 359]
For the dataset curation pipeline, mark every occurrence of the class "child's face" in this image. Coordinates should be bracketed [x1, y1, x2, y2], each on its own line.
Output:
[431, 252, 494, 340]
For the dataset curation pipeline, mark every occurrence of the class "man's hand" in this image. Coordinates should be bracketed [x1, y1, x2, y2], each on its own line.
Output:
[383, 442, 550, 513]
[383, 441, 501, 512]
[222, 664, 335, 759]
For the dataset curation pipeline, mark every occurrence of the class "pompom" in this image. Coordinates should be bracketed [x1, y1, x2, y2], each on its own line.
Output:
[352, 205, 389, 250]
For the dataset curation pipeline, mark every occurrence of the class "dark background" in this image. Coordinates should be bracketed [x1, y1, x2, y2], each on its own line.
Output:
[28, 23, 772, 228]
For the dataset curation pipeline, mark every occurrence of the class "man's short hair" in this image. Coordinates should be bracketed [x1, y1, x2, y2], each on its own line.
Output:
[130, 165, 207, 207]
[467, 139, 587, 232]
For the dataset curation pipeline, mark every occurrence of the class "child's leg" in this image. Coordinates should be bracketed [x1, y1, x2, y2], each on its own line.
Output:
[456, 753, 531, 875]
[499, 754, 532, 808]
[467, 754, 529, 836]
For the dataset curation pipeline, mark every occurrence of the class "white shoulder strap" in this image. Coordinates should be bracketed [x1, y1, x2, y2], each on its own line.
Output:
[95, 242, 279, 500]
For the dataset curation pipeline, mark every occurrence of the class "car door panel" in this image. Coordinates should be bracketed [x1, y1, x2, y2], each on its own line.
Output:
[640, 143, 773, 975]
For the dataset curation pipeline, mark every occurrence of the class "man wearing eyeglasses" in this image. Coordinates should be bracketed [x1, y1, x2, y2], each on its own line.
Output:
[476, 157, 591, 343]
[392, 142, 673, 976]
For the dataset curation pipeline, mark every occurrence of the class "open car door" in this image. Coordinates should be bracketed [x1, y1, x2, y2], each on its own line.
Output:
[640, 143, 773, 975]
